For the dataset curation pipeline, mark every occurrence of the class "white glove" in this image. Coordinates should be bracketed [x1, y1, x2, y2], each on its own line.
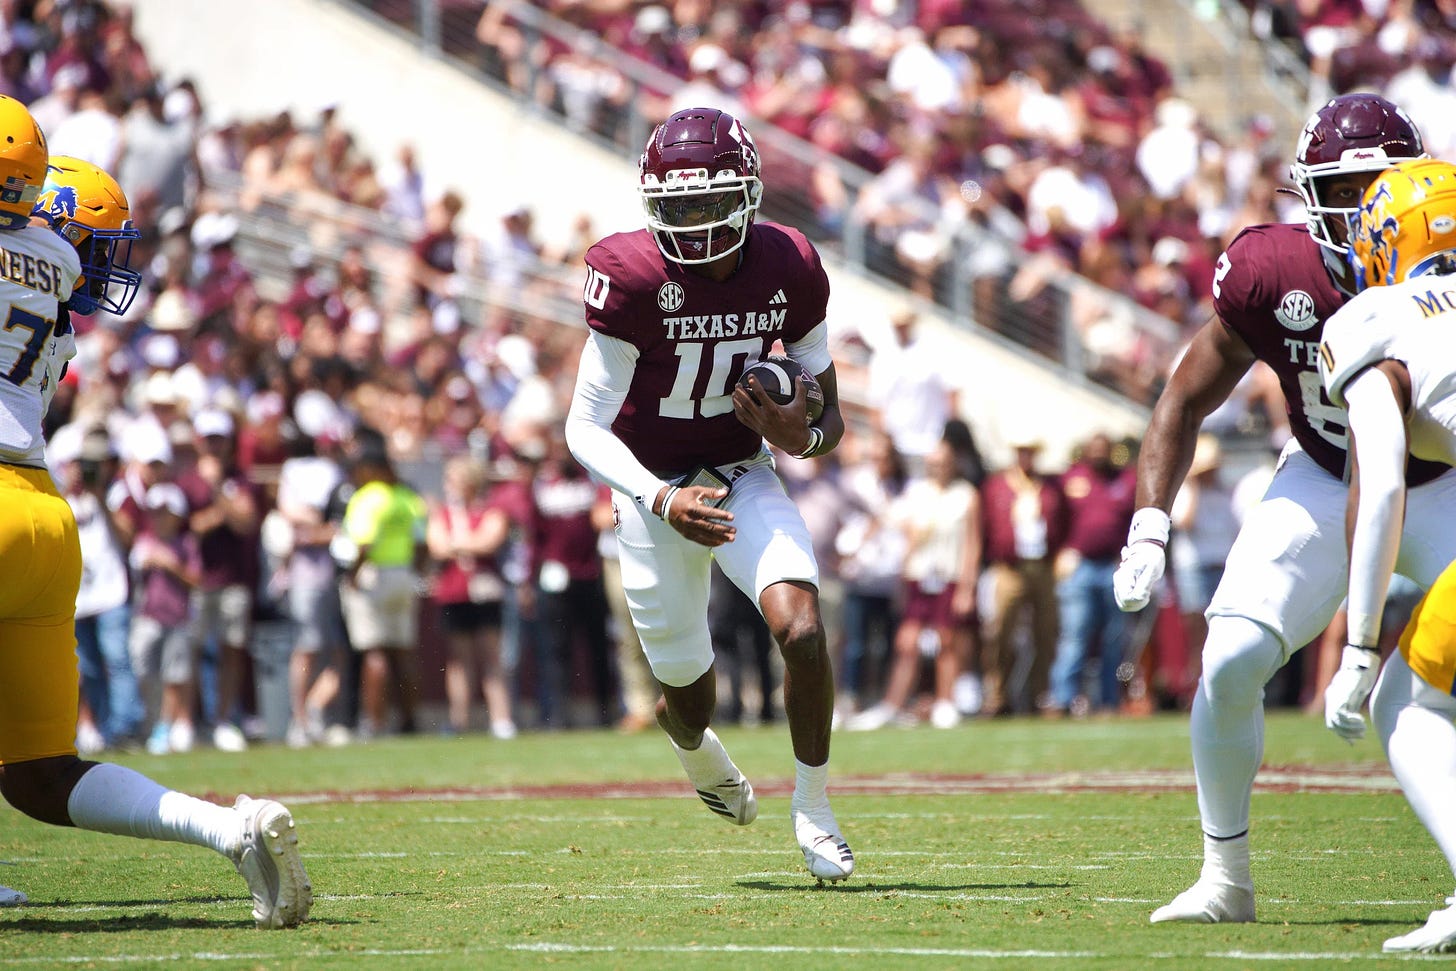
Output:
[1323, 645, 1381, 742]
[1114, 542, 1166, 611]
[1113, 507, 1172, 612]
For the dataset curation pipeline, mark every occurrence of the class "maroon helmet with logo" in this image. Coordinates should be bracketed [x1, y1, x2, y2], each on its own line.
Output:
[638, 107, 763, 265]
[1289, 93, 1425, 256]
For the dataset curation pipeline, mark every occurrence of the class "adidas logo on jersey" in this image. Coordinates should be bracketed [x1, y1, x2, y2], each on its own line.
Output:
[769, 289, 787, 305]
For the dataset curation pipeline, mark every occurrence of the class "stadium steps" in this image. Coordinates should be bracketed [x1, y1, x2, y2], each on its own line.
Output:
[1080, 0, 1308, 142]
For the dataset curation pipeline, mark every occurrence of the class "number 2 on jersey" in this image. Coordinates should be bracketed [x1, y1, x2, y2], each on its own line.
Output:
[2, 306, 55, 388]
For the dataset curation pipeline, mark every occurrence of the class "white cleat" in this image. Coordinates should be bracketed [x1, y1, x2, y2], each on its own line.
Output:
[1385, 898, 1456, 953]
[844, 704, 896, 732]
[793, 801, 854, 882]
[0, 885, 25, 907]
[213, 723, 248, 753]
[231, 795, 313, 929]
[1150, 878, 1255, 923]
[670, 728, 757, 826]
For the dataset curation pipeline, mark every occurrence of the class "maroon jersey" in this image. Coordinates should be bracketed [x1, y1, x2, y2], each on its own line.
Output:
[177, 468, 262, 591]
[530, 471, 609, 583]
[583, 221, 830, 474]
[431, 494, 509, 605]
[1060, 462, 1137, 561]
[1213, 222, 1445, 484]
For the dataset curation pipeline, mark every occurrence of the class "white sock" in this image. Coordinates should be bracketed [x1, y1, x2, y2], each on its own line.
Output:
[66, 763, 241, 857]
[1201, 831, 1251, 888]
[672, 727, 731, 779]
[793, 758, 829, 809]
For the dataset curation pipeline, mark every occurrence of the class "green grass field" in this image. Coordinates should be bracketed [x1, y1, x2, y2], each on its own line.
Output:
[1, 711, 1446, 969]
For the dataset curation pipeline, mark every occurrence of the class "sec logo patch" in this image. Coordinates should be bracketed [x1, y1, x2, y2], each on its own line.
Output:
[657, 282, 685, 312]
[1275, 289, 1316, 331]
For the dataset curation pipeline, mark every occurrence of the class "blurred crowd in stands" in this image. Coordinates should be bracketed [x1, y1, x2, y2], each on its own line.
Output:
[1246, 0, 1456, 162]
[457, 0, 1290, 402]
[0, 0, 1423, 751]
[450, 0, 1456, 404]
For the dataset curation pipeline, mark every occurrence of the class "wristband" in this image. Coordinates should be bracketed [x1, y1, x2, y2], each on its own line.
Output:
[1127, 507, 1171, 547]
[657, 486, 680, 521]
[794, 426, 825, 459]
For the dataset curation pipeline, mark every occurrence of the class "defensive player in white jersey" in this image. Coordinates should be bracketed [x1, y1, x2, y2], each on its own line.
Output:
[1112, 94, 1456, 924]
[565, 107, 853, 881]
[1320, 158, 1456, 953]
[0, 102, 311, 927]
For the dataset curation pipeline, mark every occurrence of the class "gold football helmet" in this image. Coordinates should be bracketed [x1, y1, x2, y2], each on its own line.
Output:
[0, 95, 48, 229]
[32, 156, 142, 315]
[1350, 158, 1456, 290]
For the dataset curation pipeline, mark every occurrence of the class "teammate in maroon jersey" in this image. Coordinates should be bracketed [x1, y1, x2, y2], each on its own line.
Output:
[564, 107, 854, 881]
[1114, 94, 1456, 923]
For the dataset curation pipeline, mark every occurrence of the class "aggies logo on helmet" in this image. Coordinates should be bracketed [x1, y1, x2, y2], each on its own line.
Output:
[726, 117, 759, 174]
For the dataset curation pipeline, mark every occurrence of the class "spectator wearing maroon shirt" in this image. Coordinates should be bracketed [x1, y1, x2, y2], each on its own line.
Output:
[410, 190, 465, 310]
[426, 456, 515, 739]
[189, 212, 257, 333]
[278, 245, 347, 339]
[237, 390, 290, 477]
[1047, 433, 1137, 715]
[129, 483, 203, 756]
[181, 408, 261, 752]
[979, 429, 1068, 715]
[106, 423, 174, 551]
[529, 434, 614, 729]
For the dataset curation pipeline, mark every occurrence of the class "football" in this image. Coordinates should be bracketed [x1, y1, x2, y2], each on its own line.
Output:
[737, 354, 824, 422]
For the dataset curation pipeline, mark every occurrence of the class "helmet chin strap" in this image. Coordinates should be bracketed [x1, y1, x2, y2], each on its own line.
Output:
[1322, 244, 1359, 295]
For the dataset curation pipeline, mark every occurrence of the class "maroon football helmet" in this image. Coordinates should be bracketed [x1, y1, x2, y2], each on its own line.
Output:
[639, 107, 763, 265]
[1289, 93, 1425, 256]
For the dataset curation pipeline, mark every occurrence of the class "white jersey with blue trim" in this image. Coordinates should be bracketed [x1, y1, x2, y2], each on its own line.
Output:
[0, 224, 79, 468]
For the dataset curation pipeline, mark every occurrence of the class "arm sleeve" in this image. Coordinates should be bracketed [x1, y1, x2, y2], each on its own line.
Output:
[1343, 366, 1408, 647]
[1320, 297, 1388, 409]
[783, 321, 833, 378]
[564, 331, 668, 509]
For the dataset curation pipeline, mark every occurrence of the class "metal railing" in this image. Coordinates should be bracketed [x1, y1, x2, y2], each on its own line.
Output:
[1213, 0, 1316, 110]
[1107, 0, 1308, 144]
[337, 0, 1181, 407]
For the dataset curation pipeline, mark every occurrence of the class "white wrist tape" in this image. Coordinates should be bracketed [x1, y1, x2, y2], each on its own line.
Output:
[1346, 611, 1382, 650]
[1127, 507, 1171, 547]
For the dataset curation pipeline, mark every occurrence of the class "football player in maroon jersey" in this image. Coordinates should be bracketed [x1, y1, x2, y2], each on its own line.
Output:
[1113, 94, 1456, 923]
[564, 107, 854, 881]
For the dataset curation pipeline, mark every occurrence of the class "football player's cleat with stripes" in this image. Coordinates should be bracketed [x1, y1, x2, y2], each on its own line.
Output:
[792, 801, 854, 882]
[670, 727, 758, 826]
